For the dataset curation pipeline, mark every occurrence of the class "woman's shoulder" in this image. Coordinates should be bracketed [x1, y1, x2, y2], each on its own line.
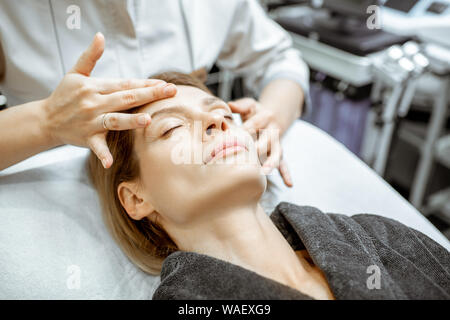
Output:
[272, 201, 425, 237]
[272, 201, 450, 270]
[272, 202, 450, 299]
[272, 201, 439, 246]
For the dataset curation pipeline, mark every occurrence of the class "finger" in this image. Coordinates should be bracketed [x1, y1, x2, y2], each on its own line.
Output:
[255, 129, 271, 162]
[261, 129, 282, 173]
[88, 133, 113, 169]
[262, 145, 282, 176]
[243, 112, 271, 132]
[100, 112, 151, 131]
[228, 98, 257, 117]
[96, 78, 166, 94]
[255, 125, 280, 160]
[278, 159, 293, 187]
[101, 83, 177, 112]
[69, 32, 105, 76]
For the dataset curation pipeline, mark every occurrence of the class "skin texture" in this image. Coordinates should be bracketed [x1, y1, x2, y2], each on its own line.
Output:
[118, 86, 334, 300]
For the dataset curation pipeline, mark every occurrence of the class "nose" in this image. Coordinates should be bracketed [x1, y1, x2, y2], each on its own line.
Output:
[203, 113, 229, 140]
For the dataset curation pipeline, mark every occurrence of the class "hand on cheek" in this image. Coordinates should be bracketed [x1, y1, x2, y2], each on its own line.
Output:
[228, 98, 293, 187]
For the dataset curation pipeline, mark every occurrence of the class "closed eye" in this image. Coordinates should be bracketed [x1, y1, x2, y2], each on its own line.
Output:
[162, 125, 183, 137]
[224, 114, 233, 120]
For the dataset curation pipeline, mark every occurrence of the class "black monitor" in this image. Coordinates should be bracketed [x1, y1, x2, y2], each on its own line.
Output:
[275, 0, 410, 56]
[320, 0, 379, 18]
[307, 0, 381, 35]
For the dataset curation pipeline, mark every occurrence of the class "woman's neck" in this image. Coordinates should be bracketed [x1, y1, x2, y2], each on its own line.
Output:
[170, 202, 313, 291]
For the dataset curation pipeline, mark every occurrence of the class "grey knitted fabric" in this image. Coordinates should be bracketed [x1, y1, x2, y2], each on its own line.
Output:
[153, 202, 450, 299]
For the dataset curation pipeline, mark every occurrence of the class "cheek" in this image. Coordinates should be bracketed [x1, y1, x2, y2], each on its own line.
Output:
[137, 133, 202, 213]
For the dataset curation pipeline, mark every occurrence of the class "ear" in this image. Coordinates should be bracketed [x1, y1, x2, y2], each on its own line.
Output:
[117, 181, 155, 221]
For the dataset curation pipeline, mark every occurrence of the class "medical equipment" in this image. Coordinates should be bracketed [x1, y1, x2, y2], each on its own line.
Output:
[370, 41, 450, 211]
[381, 0, 450, 47]
[317, 0, 378, 17]
[274, 1, 409, 57]
[310, 0, 379, 35]
[371, 41, 431, 175]
[376, 1, 450, 211]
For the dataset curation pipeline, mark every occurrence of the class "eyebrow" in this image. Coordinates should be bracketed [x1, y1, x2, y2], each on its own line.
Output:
[202, 96, 223, 106]
[149, 96, 228, 119]
[150, 106, 188, 119]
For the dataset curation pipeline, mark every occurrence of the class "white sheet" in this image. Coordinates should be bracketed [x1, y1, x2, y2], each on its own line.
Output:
[0, 120, 448, 299]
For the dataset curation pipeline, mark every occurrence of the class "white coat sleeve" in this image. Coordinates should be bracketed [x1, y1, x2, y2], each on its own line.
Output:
[216, 0, 311, 113]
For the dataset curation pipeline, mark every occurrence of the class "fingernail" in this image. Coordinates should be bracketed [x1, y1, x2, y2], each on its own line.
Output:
[286, 177, 292, 186]
[163, 84, 176, 95]
[101, 158, 107, 168]
[138, 114, 149, 125]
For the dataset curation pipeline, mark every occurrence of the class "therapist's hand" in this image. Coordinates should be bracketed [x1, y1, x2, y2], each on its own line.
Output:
[41, 32, 177, 169]
[228, 98, 292, 187]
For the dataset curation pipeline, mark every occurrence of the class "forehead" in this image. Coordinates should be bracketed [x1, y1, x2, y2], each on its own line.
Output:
[138, 85, 220, 114]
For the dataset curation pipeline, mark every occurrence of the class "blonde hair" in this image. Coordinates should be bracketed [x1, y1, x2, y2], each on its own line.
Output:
[88, 71, 211, 275]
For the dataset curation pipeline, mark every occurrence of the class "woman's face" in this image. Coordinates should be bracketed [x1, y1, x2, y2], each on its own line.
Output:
[128, 85, 266, 225]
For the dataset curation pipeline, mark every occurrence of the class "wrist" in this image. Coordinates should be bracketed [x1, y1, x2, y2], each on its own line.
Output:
[38, 98, 61, 148]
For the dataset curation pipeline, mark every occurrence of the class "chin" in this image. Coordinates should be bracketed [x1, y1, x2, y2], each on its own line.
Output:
[168, 164, 266, 224]
[206, 163, 266, 203]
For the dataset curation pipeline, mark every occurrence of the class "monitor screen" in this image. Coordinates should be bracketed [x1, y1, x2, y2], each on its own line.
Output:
[320, 0, 379, 17]
[384, 0, 419, 13]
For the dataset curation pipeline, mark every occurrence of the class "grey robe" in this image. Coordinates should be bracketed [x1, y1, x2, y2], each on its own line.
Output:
[153, 202, 450, 299]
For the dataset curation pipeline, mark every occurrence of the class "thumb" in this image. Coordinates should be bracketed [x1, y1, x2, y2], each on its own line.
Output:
[69, 32, 105, 76]
[88, 133, 113, 169]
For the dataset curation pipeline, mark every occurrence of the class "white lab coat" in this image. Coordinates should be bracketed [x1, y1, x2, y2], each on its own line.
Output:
[0, 0, 309, 107]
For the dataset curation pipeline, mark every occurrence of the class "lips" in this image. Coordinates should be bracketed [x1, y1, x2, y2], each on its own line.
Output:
[204, 139, 248, 164]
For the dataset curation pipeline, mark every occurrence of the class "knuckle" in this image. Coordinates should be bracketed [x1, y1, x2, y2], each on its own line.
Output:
[77, 84, 94, 96]
[156, 86, 167, 96]
[147, 87, 159, 100]
[121, 79, 134, 91]
[122, 92, 137, 106]
[134, 114, 146, 126]
[108, 115, 120, 130]
[80, 100, 96, 113]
